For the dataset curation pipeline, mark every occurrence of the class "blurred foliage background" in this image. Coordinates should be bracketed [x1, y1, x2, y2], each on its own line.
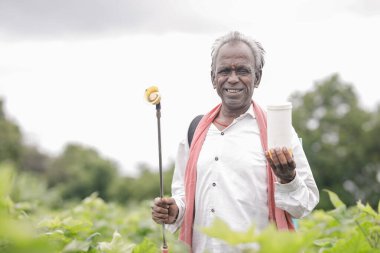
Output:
[0, 74, 379, 211]
[290, 74, 380, 209]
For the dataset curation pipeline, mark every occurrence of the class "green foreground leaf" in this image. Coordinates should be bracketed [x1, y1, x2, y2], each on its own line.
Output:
[200, 218, 257, 246]
[324, 189, 346, 209]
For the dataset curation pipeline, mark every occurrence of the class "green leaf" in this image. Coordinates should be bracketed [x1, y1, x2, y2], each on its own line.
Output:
[37, 217, 62, 230]
[314, 237, 337, 247]
[97, 231, 134, 253]
[86, 232, 101, 242]
[132, 238, 156, 253]
[324, 189, 346, 209]
[258, 225, 315, 253]
[62, 217, 92, 234]
[326, 232, 374, 253]
[200, 218, 257, 245]
[0, 163, 15, 199]
[62, 239, 91, 252]
[357, 201, 378, 218]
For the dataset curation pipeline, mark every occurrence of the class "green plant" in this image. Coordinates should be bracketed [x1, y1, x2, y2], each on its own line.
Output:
[201, 189, 380, 253]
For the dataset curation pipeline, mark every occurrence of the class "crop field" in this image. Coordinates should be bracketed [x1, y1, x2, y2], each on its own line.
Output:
[1, 165, 379, 253]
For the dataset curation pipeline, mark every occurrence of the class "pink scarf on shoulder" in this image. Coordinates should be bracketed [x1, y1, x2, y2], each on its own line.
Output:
[179, 101, 294, 251]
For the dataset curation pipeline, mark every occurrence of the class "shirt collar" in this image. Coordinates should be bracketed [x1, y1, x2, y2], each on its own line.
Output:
[246, 103, 256, 119]
[238, 103, 256, 119]
[231, 103, 256, 125]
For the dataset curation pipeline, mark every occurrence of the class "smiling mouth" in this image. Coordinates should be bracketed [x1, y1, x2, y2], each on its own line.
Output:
[224, 88, 243, 94]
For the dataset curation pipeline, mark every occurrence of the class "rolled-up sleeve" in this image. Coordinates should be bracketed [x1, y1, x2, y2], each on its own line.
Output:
[274, 129, 319, 219]
[166, 138, 189, 233]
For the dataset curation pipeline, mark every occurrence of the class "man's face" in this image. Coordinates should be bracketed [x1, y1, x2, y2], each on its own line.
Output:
[213, 41, 256, 112]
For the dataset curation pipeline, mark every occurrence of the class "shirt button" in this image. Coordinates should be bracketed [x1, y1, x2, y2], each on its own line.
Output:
[215, 157, 218, 161]
[212, 182, 216, 187]
[221, 132, 224, 135]
[211, 208, 215, 213]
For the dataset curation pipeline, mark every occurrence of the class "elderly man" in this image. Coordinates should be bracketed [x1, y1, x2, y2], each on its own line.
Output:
[152, 31, 319, 253]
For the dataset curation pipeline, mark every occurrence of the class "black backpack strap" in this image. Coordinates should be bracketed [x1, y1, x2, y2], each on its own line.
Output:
[187, 115, 204, 147]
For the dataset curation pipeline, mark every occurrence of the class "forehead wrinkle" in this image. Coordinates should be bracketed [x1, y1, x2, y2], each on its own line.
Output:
[216, 56, 255, 72]
[216, 60, 253, 70]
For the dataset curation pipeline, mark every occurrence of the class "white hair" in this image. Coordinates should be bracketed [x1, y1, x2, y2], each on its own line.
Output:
[211, 31, 265, 83]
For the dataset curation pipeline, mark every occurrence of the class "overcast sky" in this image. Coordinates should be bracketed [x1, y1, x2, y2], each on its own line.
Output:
[1, 0, 380, 176]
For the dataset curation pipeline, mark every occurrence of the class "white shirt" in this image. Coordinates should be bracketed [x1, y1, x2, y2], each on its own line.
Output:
[167, 106, 319, 253]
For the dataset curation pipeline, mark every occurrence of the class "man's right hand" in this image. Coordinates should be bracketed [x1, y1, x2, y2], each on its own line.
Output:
[151, 197, 179, 225]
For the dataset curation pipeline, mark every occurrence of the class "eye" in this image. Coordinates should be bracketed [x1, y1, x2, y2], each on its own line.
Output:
[217, 68, 231, 76]
[236, 67, 251, 76]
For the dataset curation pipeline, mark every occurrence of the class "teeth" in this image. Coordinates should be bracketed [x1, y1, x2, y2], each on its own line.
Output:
[226, 89, 240, 93]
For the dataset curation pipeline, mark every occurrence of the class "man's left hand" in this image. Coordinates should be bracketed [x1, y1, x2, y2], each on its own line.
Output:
[265, 147, 296, 184]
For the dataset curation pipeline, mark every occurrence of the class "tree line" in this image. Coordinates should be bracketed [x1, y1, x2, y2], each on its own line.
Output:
[0, 98, 173, 206]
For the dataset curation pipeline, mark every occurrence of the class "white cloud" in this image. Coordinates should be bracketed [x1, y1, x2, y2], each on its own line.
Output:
[0, 0, 223, 39]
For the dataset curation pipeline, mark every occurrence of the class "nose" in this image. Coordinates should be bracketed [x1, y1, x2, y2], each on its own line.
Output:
[227, 71, 239, 84]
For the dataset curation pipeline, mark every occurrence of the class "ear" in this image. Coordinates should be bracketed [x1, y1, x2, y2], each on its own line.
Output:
[211, 70, 216, 89]
[254, 70, 262, 87]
